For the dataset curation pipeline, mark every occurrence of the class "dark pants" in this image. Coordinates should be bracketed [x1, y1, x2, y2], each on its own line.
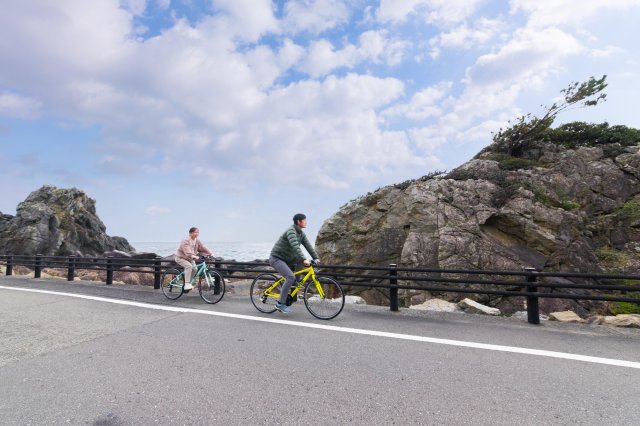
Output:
[269, 256, 301, 304]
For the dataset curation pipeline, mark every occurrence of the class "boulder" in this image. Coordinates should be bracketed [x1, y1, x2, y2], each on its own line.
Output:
[603, 314, 640, 328]
[458, 298, 501, 315]
[316, 142, 640, 314]
[0, 186, 134, 256]
[131, 252, 160, 260]
[103, 250, 132, 258]
[511, 311, 549, 321]
[410, 298, 461, 312]
[549, 311, 584, 323]
[345, 295, 366, 304]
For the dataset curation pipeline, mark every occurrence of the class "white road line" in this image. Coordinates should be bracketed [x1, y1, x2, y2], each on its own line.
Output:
[2, 285, 639, 369]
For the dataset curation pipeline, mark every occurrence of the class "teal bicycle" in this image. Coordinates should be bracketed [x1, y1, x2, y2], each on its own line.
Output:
[161, 256, 226, 304]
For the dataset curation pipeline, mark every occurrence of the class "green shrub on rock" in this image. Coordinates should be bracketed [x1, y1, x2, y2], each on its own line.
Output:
[617, 200, 640, 222]
[609, 300, 640, 315]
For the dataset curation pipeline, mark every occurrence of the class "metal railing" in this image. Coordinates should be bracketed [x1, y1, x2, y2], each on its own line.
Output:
[1, 254, 639, 325]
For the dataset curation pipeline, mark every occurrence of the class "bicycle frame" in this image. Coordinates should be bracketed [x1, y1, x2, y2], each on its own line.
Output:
[262, 265, 326, 300]
[171, 260, 213, 288]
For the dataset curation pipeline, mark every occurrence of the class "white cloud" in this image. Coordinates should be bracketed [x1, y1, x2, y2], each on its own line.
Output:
[212, 0, 278, 42]
[156, 0, 170, 10]
[283, 0, 350, 35]
[277, 38, 306, 69]
[376, 0, 424, 23]
[465, 27, 582, 86]
[189, 73, 430, 189]
[428, 18, 503, 58]
[121, 0, 147, 16]
[590, 45, 624, 58]
[146, 206, 170, 215]
[299, 39, 358, 77]
[510, 0, 640, 29]
[408, 127, 449, 152]
[383, 81, 452, 121]
[376, 0, 483, 25]
[2, 0, 638, 198]
[0, 92, 42, 119]
[359, 30, 411, 66]
[298, 31, 410, 77]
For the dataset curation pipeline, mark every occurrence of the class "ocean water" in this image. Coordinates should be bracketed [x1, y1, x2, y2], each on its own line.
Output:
[132, 242, 272, 261]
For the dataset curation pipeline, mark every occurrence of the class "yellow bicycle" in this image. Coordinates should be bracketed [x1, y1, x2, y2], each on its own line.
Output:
[250, 261, 345, 320]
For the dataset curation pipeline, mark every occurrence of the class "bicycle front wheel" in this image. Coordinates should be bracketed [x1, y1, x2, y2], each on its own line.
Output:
[303, 276, 345, 320]
[199, 270, 226, 304]
[250, 273, 280, 313]
[161, 268, 184, 300]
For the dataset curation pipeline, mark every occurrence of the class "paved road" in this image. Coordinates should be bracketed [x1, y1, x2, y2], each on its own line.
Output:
[1, 275, 639, 425]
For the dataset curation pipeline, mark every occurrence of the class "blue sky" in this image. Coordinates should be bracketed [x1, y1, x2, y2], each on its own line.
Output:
[1, 0, 639, 245]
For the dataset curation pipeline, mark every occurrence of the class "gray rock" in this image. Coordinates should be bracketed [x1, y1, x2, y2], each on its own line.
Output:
[410, 298, 461, 312]
[316, 143, 640, 313]
[549, 311, 584, 323]
[458, 298, 501, 316]
[512, 311, 549, 321]
[103, 250, 132, 258]
[603, 314, 640, 328]
[344, 295, 366, 304]
[0, 185, 134, 256]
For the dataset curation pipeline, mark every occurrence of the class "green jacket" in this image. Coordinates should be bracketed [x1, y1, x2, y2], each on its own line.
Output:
[270, 225, 318, 264]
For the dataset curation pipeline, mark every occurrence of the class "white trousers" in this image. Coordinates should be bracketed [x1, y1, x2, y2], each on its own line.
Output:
[175, 257, 197, 287]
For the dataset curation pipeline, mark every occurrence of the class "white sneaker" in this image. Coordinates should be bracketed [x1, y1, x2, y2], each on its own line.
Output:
[184, 283, 194, 291]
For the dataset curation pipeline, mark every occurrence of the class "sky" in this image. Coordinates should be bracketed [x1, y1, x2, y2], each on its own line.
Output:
[1, 0, 639, 245]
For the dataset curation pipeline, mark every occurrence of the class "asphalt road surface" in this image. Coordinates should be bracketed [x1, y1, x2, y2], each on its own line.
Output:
[1, 275, 639, 425]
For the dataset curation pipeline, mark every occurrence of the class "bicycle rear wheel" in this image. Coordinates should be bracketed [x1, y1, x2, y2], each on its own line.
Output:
[303, 276, 344, 320]
[161, 268, 184, 300]
[199, 269, 226, 304]
[250, 273, 280, 313]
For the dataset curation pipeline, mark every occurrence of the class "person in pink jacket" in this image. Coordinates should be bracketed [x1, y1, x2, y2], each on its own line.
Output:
[175, 227, 214, 290]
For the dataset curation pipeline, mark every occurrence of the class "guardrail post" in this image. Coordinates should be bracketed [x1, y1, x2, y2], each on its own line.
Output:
[525, 267, 540, 325]
[212, 259, 221, 295]
[67, 255, 76, 281]
[153, 256, 161, 290]
[34, 254, 42, 278]
[106, 257, 113, 285]
[389, 263, 399, 311]
[6, 255, 12, 276]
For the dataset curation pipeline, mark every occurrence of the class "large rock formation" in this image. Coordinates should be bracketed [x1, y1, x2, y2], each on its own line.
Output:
[0, 185, 134, 256]
[316, 139, 640, 313]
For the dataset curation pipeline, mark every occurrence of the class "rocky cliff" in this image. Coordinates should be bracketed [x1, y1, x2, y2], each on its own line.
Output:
[0, 185, 134, 256]
[316, 128, 640, 313]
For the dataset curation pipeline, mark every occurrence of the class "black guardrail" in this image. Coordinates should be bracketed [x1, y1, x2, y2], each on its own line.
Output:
[1, 254, 639, 325]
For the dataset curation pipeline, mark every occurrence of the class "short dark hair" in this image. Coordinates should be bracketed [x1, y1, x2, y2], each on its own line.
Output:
[293, 213, 306, 224]
[189, 227, 198, 234]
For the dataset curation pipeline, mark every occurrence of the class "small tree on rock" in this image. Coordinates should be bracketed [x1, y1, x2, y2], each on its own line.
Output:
[491, 75, 608, 157]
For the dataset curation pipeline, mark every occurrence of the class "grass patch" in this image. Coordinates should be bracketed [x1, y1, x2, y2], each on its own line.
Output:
[617, 200, 640, 221]
[558, 197, 580, 211]
[596, 247, 629, 263]
[532, 188, 553, 207]
[609, 299, 640, 315]
[485, 153, 540, 170]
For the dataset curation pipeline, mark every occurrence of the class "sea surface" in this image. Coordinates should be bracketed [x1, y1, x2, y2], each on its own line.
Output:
[131, 242, 272, 261]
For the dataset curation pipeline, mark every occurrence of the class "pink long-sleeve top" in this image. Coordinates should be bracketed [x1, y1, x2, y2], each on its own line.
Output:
[175, 237, 213, 261]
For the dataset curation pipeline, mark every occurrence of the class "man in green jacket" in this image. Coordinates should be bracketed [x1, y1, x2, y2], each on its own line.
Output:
[269, 213, 320, 313]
